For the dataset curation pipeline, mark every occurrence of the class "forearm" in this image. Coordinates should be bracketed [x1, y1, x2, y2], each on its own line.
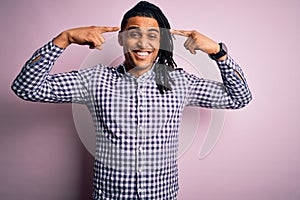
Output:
[215, 55, 252, 108]
[187, 55, 252, 109]
[53, 31, 71, 49]
[11, 41, 86, 103]
[12, 41, 62, 102]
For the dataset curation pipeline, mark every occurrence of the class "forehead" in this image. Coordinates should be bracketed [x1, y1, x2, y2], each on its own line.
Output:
[124, 16, 159, 30]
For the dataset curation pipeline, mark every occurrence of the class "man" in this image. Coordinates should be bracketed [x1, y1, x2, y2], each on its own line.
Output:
[12, 1, 252, 199]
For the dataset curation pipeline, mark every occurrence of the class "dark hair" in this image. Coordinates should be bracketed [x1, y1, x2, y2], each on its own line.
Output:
[121, 1, 177, 94]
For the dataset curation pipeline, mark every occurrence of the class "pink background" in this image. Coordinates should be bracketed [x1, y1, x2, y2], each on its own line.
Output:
[1, 0, 300, 199]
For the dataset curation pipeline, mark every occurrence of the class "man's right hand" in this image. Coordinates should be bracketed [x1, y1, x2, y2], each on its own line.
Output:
[53, 26, 120, 49]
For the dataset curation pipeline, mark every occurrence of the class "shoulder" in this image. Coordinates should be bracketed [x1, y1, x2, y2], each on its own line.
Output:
[169, 67, 201, 83]
[79, 64, 118, 75]
[77, 64, 121, 81]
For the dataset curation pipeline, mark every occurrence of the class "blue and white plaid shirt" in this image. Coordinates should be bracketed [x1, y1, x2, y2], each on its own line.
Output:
[12, 41, 252, 199]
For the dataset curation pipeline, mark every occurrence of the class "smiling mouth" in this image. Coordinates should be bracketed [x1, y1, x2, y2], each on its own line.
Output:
[131, 49, 153, 58]
[136, 51, 150, 56]
[131, 49, 153, 56]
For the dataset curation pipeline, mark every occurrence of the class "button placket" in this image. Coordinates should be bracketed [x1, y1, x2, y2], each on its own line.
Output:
[135, 80, 143, 197]
[136, 81, 147, 198]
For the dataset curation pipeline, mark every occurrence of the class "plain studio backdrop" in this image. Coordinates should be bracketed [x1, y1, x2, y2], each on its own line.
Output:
[1, 0, 300, 200]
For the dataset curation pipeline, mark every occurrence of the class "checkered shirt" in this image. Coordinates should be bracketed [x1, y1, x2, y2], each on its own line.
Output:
[12, 41, 252, 199]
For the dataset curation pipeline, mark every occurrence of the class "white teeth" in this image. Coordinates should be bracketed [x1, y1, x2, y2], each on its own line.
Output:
[137, 51, 149, 56]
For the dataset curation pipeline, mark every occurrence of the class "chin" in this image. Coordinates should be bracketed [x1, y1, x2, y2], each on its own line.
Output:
[134, 62, 153, 69]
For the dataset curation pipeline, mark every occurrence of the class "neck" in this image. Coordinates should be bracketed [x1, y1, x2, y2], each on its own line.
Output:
[124, 62, 154, 77]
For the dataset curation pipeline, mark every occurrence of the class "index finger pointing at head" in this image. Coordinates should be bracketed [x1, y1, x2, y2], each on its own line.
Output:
[101, 26, 120, 33]
[170, 29, 191, 37]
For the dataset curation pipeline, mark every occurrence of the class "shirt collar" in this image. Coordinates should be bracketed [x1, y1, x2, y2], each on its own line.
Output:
[117, 63, 155, 82]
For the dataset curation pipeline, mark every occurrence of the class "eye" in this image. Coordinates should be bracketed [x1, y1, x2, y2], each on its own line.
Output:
[128, 31, 141, 39]
[148, 33, 159, 40]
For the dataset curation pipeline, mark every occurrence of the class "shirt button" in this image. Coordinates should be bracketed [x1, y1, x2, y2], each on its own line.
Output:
[139, 146, 143, 152]
[139, 126, 143, 131]
[138, 188, 143, 194]
[140, 105, 144, 111]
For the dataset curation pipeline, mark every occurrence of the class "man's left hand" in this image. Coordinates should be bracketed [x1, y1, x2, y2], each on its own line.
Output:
[171, 29, 221, 56]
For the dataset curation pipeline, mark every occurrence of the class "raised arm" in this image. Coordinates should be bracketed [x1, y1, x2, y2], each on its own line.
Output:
[53, 26, 120, 49]
[11, 26, 120, 103]
[172, 29, 252, 109]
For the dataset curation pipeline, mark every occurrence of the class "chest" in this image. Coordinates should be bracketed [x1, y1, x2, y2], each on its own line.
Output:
[91, 77, 186, 134]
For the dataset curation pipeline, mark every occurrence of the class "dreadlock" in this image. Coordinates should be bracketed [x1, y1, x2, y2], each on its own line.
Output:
[120, 1, 177, 94]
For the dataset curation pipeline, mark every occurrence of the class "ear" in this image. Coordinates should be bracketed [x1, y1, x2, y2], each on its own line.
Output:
[118, 32, 123, 46]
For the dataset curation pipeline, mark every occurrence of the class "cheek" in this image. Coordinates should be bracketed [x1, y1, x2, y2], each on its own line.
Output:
[151, 38, 160, 49]
[123, 38, 137, 48]
[153, 42, 160, 50]
[149, 37, 161, 48]
[153, 41, 160, 54]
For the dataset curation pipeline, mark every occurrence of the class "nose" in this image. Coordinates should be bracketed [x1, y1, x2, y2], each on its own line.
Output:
[137, 36, 149, 49]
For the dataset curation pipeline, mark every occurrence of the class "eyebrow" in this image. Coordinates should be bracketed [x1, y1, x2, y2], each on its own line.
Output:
[127, 26, 159, 33]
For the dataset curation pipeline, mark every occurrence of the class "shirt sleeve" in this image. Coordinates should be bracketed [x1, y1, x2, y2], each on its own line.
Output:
[186, 55, 252, 109]
[11, 41, 89, 104]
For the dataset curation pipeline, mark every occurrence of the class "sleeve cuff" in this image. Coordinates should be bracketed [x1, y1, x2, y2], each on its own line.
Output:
[31, 40, 65, 65]
[216, 55, 237, 70]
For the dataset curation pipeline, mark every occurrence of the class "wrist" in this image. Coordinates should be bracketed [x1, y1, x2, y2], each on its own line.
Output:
[217, 54, 227, 61]
[208, 42, 220, 55]
[53, 31, 71, 49]
[209, 42, 228, 61]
